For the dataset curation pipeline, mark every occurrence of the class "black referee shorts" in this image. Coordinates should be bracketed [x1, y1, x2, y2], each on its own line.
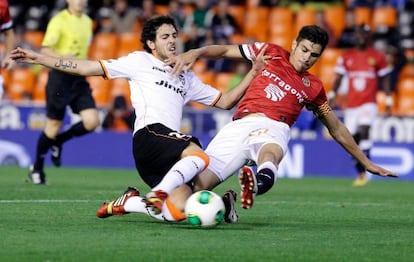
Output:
[46, 70, 96, 120]
[133, 123, 202, 188]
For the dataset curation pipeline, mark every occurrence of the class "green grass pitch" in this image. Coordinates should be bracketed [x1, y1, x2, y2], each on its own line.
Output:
[0, 166, 413, 262]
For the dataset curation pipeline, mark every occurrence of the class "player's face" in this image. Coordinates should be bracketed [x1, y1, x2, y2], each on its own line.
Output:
[290, 39, 322, 73]
[150, 24, 178, 61]
[355, 28, 370, 49]
[66, 0, 88, 15]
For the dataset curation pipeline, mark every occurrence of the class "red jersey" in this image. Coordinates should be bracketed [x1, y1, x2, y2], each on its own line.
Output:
[0, 0, 12, 32]
[334, 47, 391, 108]
[234, 43, 327, 127]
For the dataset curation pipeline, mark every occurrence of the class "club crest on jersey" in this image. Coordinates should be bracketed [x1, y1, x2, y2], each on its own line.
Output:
[302, 77, 310, 87]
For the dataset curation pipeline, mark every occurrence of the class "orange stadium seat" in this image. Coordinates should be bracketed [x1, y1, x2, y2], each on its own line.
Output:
[87, 76, 111, 108]
[89, 32, 118, 60]
[23, 30, 44, 49]
[269, 7, 294, 49]
[320, 47, 343, 64]
[307, 61, 319, 76]
[197, 70, 214, 86]
[229, 33, 246, 44]
[110, 78, 131, 106]
[323, 5, 346, 38]
[117, 32, 142, 57]
[268, 34, 293, 50]
[32, 68, 49, 106]
[376, 91, 397, 115]
[294, 8, 316, 36]
[316, 48, 343, 92]
[133, 20, 142, 33]
[182, 4, 195, 17]
[243, 7, 269, 42]
[399, 63, 414, 79]
[395, 77, 414, 115]
[354, 6, 372, 27]
[228, 5, 246, 33]
[192, 59, 207, 76]
[154, 4, 169, 15]
[371, 6, 397, 30]
[214, 72, 234, 91]
[6, 68, 36, 102]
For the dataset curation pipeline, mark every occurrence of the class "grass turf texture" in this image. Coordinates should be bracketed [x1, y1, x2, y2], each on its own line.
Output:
[0, 166, 413, 262]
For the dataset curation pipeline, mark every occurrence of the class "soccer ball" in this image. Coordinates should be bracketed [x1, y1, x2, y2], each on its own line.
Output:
[184, 190, 225, 227]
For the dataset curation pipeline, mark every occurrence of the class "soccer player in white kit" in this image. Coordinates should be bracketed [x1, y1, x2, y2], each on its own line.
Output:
[11, 16, 268, 222]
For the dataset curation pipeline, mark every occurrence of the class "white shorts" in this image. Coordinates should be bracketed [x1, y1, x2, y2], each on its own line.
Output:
[344, 103, 377, 135]
[205, 115, 290, 182]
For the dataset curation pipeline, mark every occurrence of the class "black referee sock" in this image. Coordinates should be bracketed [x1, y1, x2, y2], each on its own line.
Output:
[56, 122, 90, 145]
[256, 168, 275, 196]
[33, 132, 54, 171]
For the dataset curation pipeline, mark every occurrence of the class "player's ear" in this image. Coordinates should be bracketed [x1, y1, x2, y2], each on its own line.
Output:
[146, 40, 155, 51]
[291, 40, 297, 51]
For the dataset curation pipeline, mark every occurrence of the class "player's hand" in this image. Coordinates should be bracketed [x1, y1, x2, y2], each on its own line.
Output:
[1, 57, 16, 70]
[165, 49, 199, 76]
[10, 47, 40, 64]
[251, 44, 270, 73]
[366, 163, 398, 178]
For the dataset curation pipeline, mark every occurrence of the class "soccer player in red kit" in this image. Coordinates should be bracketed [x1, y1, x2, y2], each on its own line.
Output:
[167, 25, 397, 209]
[329, 24, 392, 187]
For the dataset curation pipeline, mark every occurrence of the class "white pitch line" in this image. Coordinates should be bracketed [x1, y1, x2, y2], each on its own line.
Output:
[0, 199, 102, 203]
[0, 199, 411, 208]
[257, 200, 413, 207]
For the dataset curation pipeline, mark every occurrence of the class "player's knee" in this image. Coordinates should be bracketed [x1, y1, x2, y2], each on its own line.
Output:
[192, 169, 220, 192]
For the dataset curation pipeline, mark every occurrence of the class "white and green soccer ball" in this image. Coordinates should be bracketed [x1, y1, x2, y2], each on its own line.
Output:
[184, 190, 225, 227]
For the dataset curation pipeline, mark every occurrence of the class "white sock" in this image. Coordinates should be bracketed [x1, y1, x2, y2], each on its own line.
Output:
[152, 155, 207, 193]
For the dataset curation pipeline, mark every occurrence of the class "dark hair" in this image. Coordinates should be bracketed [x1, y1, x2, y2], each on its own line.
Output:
[296, 25, 329, 52]
[141, 15, 178, 53]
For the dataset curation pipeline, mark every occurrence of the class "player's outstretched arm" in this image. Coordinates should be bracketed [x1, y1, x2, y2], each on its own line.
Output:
[10, 47, 104, 76]
[317, 104, 398, 178]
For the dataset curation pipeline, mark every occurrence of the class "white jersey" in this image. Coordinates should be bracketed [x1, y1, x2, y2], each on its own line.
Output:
[100, 51, 221, 134]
